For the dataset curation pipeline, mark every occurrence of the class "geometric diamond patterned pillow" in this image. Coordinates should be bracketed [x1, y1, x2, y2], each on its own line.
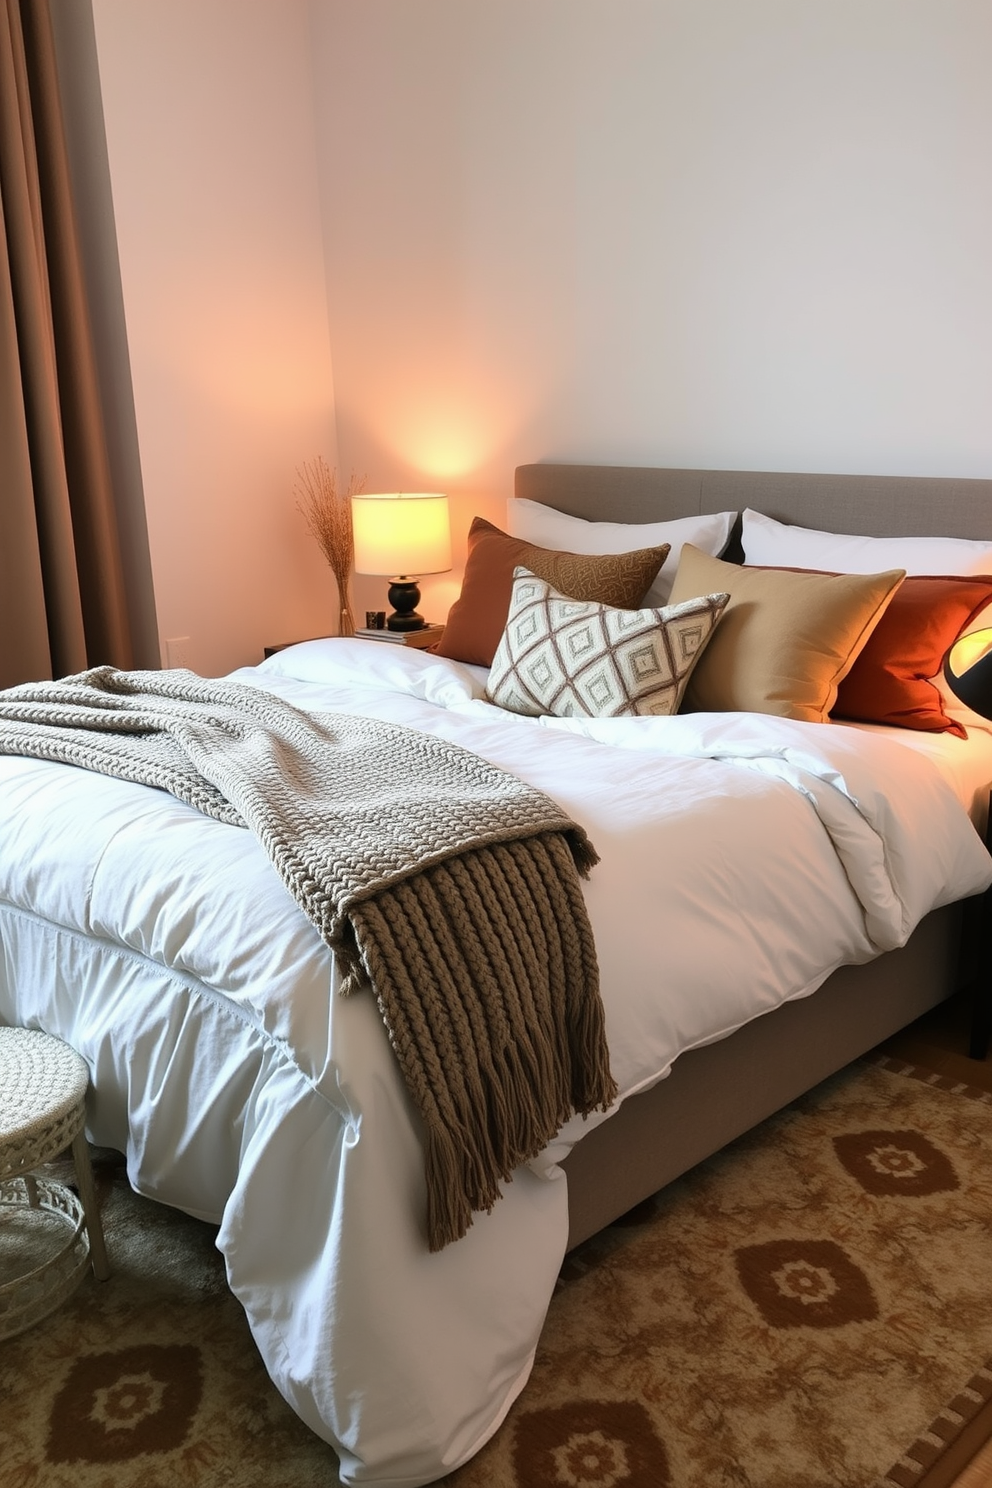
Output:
[486, 568, 730, 719]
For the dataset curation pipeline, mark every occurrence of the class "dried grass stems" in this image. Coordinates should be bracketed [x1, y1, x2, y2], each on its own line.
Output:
[295, 459, 365, 634]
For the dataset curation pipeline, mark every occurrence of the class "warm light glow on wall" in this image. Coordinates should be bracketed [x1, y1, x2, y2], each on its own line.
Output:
[359, 381, 523, 481]
[352, 492, 452, 576]
[391, 423, 496, 481]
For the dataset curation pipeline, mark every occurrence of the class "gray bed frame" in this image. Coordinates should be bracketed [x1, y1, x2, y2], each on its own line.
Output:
[513, 462, 992, 1248]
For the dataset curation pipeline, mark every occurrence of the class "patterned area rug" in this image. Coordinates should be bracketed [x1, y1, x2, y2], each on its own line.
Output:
[2, 1058, 992, 1487]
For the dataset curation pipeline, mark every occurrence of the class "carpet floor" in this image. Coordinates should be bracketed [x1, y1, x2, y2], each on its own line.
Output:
[2, 1054, 992, 1488]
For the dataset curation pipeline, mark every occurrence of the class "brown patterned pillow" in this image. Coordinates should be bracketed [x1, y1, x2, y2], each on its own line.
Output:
[486, 568, 729, 718]
[436, 518, 670, 668]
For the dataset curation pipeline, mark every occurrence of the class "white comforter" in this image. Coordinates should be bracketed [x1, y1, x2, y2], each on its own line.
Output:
[0, 639, 989, 1486]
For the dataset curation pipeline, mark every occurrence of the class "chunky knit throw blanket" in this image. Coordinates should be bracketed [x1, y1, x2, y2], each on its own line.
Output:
[0, 667, 615, 1249]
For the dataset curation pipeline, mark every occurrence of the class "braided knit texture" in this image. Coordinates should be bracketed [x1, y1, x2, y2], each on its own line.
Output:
[0, 667, 615, 1248]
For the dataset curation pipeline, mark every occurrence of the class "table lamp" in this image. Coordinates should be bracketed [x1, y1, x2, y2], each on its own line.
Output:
[352, 492, 452, 631]
[943, 628, 992, 720]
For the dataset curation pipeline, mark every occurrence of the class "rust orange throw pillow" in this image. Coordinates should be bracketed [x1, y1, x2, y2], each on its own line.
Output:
[833, 574, 992, 735]
[437, 518, 670, 667]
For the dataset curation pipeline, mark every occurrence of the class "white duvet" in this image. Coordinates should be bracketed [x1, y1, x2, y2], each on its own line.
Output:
[0, 639, 989, 1486]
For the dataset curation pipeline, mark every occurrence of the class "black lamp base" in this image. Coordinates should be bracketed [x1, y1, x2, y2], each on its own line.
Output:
[386, 578, 425, 631]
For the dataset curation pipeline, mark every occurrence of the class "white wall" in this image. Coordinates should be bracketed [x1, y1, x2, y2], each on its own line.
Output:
[91, 0, 339, 675]
[311, 0, 992, 614]
[89, 2, 992, 651]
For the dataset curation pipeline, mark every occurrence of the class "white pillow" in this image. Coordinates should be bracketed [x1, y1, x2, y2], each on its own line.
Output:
[741, 508, 992, 577]
[506, 499, 735, 607]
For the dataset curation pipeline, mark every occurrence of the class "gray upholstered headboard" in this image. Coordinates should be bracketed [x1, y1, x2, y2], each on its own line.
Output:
[514, 463, 992, 543]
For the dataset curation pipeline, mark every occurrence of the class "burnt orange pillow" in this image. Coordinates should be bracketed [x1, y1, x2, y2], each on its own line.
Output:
[437, 518, 670, 667]
[833, 574, 992, 735]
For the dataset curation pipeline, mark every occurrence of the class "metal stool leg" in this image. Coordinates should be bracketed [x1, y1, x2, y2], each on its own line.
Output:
[70, 1131, 110, 1281]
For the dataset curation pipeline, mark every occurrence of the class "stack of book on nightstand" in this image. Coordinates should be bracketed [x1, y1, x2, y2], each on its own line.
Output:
[355, 624, 445, 649]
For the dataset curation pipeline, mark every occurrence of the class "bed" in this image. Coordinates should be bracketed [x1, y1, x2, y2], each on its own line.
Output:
[513, 464, 992, 1247]
[2, 461, 992, 1487]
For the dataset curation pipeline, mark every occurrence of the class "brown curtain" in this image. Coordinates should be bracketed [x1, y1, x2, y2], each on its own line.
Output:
[0, 0, 133, 688]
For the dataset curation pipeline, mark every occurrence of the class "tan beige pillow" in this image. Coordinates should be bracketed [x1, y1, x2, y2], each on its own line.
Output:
[437, 518, 670, 668]
[668, 546, 905, 722]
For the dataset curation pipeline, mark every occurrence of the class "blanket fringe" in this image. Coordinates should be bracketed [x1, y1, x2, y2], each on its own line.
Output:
[350, 833, 615, 1251]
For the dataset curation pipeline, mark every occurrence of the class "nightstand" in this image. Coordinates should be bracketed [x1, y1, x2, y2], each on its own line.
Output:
[262, 637, 329, 659]
[942, 643, 992, 1058]
[968, 788, 992, 1059]
[263, 628, 444, 661]
[353, 624, 445, 651]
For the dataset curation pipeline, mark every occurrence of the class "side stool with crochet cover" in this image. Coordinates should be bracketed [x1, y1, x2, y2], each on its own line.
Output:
[0, 1026, 110, 1340]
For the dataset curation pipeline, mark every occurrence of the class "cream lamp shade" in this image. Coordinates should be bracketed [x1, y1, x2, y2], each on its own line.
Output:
[351, 492, 451, 631]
